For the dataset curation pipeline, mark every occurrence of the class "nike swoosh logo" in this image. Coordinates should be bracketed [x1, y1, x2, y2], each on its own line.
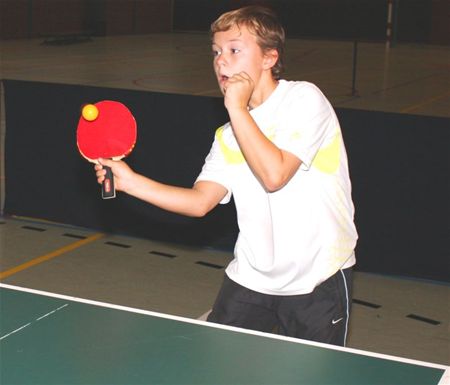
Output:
[332, 317, 344, 325]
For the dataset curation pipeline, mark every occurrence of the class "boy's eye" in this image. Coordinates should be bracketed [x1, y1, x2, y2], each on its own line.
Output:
[211, 47, 240, 57]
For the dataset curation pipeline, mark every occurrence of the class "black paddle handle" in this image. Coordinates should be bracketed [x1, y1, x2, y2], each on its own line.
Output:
[102, 165, 116, 199]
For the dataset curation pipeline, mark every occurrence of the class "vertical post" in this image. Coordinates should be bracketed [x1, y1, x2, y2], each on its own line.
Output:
[351, 40, 358, 97]
[392, 0, 399, 47]
[386, 0, 393, 49]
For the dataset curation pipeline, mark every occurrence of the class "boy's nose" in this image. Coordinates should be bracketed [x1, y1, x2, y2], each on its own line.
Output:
[216, 53, 227, 66]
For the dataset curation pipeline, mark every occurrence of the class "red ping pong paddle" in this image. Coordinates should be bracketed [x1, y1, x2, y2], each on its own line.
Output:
[76, 100, 137, 199]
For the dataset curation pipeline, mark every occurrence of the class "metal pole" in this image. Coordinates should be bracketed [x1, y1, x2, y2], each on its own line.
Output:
[386, 0, 393, 49]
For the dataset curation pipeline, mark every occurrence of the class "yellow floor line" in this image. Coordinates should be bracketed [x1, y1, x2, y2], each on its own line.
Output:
[0, 232, 105, 280]
[401, 91, 450, 113]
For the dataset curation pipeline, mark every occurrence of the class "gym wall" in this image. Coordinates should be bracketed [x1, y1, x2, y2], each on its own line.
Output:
[3, 79, 449, 282]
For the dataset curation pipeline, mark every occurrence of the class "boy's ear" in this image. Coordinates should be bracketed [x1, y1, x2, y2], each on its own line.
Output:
[263, 49, 279, 70]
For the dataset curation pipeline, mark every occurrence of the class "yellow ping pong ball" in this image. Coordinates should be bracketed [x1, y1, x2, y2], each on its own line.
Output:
[82, 104, 99, 121]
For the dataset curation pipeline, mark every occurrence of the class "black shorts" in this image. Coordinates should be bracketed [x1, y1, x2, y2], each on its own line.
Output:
[207, 268, 353, 346]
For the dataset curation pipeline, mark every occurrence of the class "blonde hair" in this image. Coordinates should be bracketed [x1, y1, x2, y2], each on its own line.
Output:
[211, 6, 285, 79]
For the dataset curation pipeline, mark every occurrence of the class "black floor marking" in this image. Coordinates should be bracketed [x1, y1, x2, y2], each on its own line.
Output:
[352, 299, 381, 309]
[149, 250, 177, 259]
[406, 314, 441, 325]
[22, 225, 46, 232]
[196, 261, 224, 269]
[63, 233, 87, 239]
[104, 241, 131, 248]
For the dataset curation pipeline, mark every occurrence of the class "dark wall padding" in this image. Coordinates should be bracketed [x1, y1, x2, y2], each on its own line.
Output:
[3, 79, 237, 250]
[173, 0, 387, 40]
[3, 80, 449, 282]
[338, 109, 449, 283]
[173, 0, 436, 43]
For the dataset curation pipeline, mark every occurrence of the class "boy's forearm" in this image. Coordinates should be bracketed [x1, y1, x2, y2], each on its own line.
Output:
[228, 108, 299, 191]
[124, 174, 212, 217]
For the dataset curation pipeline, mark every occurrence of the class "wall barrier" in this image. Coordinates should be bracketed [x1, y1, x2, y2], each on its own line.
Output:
[3, 80, 449, 282]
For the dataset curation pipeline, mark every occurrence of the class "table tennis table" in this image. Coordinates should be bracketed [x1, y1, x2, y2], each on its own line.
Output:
[1, 283, 448, 385]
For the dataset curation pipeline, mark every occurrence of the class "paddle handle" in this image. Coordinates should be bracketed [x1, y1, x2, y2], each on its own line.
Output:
[102, 166, 116, 199]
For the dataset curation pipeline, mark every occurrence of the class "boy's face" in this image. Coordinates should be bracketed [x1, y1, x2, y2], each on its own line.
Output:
[212, 24, 274, 95]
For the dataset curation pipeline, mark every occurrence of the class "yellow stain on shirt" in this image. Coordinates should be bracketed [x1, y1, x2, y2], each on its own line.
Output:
[216, 124, 280, 165]
[290, 131, 302, 141]
[312, 130, 341, 174]
[216, 126, 245, 164]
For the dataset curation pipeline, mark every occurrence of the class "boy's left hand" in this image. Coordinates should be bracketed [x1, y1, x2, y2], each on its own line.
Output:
[223, 72, 254, 111]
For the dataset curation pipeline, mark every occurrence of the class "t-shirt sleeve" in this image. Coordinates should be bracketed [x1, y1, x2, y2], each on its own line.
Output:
[195, 128, 232, 204]
[274, 83, 335, 171]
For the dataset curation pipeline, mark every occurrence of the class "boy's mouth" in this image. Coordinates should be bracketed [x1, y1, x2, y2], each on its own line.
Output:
[218, 74, 229, 93]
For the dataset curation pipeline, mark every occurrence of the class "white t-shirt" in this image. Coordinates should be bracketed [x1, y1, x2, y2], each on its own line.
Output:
[196, 80, 357, 295]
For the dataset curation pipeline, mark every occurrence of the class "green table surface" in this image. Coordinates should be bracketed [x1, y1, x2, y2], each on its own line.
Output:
[0, 285, 446, 385]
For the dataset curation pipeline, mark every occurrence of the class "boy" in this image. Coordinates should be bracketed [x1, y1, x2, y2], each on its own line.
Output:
[95, 6, 357, 346]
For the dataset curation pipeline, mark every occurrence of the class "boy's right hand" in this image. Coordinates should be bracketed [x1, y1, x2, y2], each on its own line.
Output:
[223, 71, 254, 112]
[95, 158, 135, 194]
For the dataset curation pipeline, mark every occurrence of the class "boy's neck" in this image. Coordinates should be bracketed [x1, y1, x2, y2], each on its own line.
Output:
[249, 77, 279, 110]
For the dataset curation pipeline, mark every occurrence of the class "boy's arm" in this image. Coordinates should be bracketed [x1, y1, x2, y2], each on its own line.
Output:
[96, 159, 228, 217]
[224, 73, 301, 192]
[229, 108, 301, 192]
